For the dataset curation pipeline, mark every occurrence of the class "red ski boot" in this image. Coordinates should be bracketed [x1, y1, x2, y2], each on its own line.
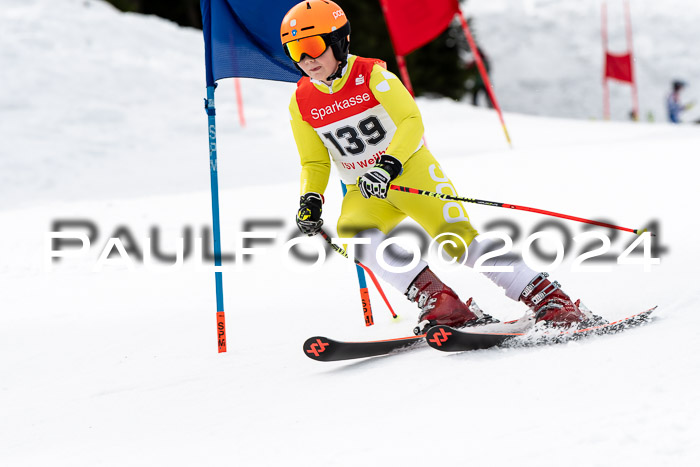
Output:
[406, 267, 496, 334]
[520, 273, 603, 327]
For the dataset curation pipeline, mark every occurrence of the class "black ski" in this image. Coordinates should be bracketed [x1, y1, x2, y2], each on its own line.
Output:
[303, 316, 530, 362]
[303, 334, 425, 362]
[426, 306, 657, 352]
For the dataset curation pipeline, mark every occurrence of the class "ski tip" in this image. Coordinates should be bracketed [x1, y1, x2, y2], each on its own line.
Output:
[303, 336, 333, 361]
[642, 306, 658, 319]
[636, 306, 658, 317]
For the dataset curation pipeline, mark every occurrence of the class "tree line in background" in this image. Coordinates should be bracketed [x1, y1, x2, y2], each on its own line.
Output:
[103, 0, 482, 101]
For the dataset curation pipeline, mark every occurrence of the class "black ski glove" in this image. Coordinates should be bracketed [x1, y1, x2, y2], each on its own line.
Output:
[296, 192, 324, 236]
[357, 155, 403, 199]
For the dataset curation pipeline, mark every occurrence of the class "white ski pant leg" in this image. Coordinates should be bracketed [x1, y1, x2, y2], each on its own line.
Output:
[354, 230, 537, 301]
[460, 235, 538, 301]
[353, 229, 427, 294]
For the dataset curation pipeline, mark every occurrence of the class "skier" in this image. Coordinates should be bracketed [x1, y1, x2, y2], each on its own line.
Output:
[667, 80, 693, 124]
[465, 47, 493, 108]
[281, 0, 598, 333]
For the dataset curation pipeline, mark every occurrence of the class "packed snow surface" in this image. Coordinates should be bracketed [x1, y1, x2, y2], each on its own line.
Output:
[1, 1, 699, 466]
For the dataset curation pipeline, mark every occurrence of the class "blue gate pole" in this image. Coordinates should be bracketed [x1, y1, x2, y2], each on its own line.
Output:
[205, 84, 227, 353]
[340, 182, 374, 326]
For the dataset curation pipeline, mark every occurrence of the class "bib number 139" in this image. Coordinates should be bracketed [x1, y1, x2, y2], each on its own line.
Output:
[322, 116, 386, 156]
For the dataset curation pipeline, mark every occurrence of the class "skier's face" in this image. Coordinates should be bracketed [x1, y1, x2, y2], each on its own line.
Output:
[298, 47, 340, 83]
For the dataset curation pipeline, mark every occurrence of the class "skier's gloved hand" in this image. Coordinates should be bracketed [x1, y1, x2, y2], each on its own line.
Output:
[296, 192, 324, 236]
[357, 155, 403, 199]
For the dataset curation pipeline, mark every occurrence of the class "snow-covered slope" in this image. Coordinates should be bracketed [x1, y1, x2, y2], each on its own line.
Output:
[1, 1, 699, 466]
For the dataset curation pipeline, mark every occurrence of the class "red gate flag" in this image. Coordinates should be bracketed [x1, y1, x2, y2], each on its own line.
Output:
[380, 0, 460, 56]
[601, 0, 638, 119]
[605, 53, 633, 83]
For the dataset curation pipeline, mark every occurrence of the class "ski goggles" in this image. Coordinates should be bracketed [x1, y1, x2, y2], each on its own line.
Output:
[284, 35, 329, 63]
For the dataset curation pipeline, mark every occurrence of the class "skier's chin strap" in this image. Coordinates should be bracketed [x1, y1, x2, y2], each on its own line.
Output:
[326, 58, 348, 82]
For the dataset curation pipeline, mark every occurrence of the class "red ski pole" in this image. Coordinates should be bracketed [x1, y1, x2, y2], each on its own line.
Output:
[390, 185, 652, 236]
[319, 230, 398, 319]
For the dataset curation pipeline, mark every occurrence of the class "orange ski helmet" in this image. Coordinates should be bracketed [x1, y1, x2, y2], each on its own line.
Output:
[281, 0, 350, 75]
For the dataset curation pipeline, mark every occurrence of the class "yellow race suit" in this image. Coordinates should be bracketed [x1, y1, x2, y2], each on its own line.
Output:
[289, 55, 478, 259]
